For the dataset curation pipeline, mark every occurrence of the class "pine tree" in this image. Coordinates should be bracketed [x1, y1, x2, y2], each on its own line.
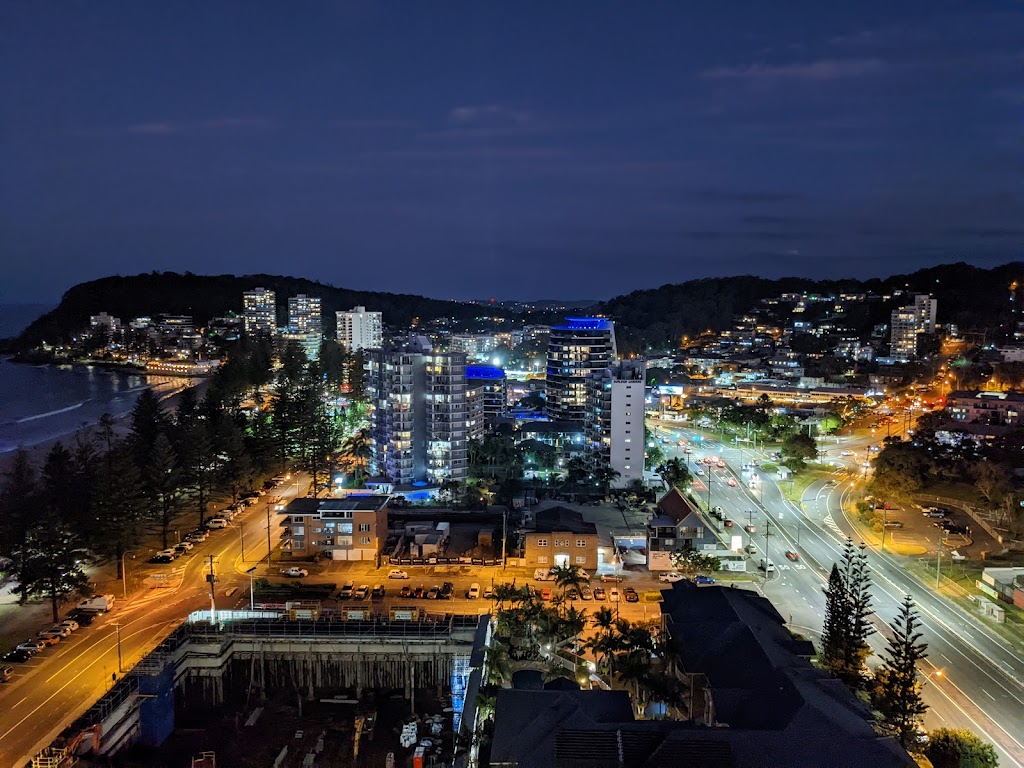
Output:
[841, 539, 874, 687]
[820, 563, 850, 677]
[872, 595, 929, 748]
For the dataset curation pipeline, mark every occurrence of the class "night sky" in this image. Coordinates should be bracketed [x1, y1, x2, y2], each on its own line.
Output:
[2, 1, 1021, 303]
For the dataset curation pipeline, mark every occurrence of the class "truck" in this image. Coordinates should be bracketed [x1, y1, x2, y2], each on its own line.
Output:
[76, 594, 116, 613]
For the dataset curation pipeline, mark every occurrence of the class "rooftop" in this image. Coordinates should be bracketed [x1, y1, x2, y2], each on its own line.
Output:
[534, 506, 598, 535]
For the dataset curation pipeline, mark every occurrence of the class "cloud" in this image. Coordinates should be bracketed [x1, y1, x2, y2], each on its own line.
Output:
[123, 117, 270, 136]
[683, 230, 823, 242]
[421, 104, 545, 140]
[700, 58, 885, 81]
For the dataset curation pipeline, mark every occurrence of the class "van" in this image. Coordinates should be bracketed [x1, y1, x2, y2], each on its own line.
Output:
[759, 560, 776, 573]
[77, 594, 115, 613]
[205, 517, 228, 530]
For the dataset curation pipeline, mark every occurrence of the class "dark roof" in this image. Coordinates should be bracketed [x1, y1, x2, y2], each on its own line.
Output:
[656, 487, 705, 525]
[283, 495, 388, 516]
[535, 506, 598, 535]
[490, 689, 634, 768]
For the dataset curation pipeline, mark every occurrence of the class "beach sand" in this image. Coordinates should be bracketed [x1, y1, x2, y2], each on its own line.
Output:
[0, 375, 212, 473]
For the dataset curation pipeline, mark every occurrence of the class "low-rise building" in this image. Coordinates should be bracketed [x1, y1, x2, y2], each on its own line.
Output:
[523, 506, 599, 573]
[282, 495, 388, 561]
[647, 488, 720, 570]
[945, 390, 1024, 426]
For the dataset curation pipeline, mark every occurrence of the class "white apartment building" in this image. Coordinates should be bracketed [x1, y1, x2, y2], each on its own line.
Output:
[337, 306, 383, 352]
[890, 293, 937, 362]
[586, 359, 646, 489]
[242, 287, 277, 335]
[288, 294, 322, 336]
[914, 293, 937, 333]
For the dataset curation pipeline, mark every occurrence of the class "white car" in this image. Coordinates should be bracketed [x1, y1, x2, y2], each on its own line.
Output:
[658, 572, 685, 583]
[205, 518, 228, 529]
[280, 567, 309, 578]
[175, 540, 194, 551]
[467, 583, 481, 599]
[156, 548, 179, 559]
[609, 588, 621, 602]
[388, 569, 409, 580]
[59, 619, 80, 632]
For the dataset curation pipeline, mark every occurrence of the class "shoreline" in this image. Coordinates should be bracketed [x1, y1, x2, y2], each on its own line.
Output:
[0, 373, 212, 472]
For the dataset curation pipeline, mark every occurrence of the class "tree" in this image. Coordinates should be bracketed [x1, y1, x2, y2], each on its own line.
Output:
[819, 563, 850, 679]
[551, 564, 587, 596]
[973, 462, 1010, 507]
[658, 457, 691, 488]
[146, 433, 182, 549]
[339, 427, 372, 488]
[781, 431, 817, 473]
[16, 514, 91, 623]
[592, 465, 620, 497]
[819, 541, 873, 688]
[670, 546, 721, 575]
[0, 451, 39, 604]
[872, 595, 929, 748]
[925, 728, 999, 768]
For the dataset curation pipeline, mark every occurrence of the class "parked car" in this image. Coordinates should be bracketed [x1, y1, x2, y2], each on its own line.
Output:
[2, 649, 30, 663]
[623, 587, 639, 603]
[66, 611, 94, 627]
[440, 582, 454, 600]
[59, 619, 80, 633]
[173, 544, 191, 556]
[354, 585, 370, 600]
[1, 665, 14, 682]
[759, 559, 776, 573]
[580, 586, 593, 601]
[156, 548, 180, 560]
[593, 586, 607, 600]
[482, 586, 494, 599]
[412, 585, 426, 599]
[205, 517, 228, 530]
[76, 594, 115, 613]
[41, 625, 71, 638]
[175, 540, 194, 552]
[923, 508, 948, 518]
[599, 574, 622, 583]
[540, 588, 553, 601]
[281, 567, 309, 578]
[883, 521, 904, 530]
[694, 575, 716, 585]
[184, 530, 209, 543]
[467, 583, 481, 599]
[371, 585, 386, 599]
[399, 585, 412, 598]
[534, 568, 557, 582]
[338, 582, 355, 598]
[16, 640, 45, 654]
[388, 569, 409, 580]
[658, 572, 685, 583]
[426, 585, 441, 600]
[785, 550, 800, 561]
[566, 587, 580, 600]
[150, 554, 174, 564]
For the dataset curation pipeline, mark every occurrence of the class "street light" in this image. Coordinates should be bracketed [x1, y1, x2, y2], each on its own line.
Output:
[119, 550, 139, 600]
[113, 622, 123, 673]
[247, 566, 258, 610]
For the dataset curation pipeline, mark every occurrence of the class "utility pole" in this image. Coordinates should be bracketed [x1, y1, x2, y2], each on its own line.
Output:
[501, 509, 508, 570]
[239, 522, 246, 562]
[935, 545, 942, 588]
[247, 566, 257, 610]
[880, 506, 888, 552]
[113, 622, 123, 673]
[206, 555, 218, 626]
[266, 500, 273, 566]
[706, 466, 712, 511]
[763, 521, 772, 580]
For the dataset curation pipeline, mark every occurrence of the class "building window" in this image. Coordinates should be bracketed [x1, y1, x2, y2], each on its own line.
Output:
[576, 539, 587, 547]
[575, 556, 587, 564]
[536, 538, 548, 547]
[359, 536, 371, 545]
[358, 523, 371, 532]
[537, 555, 549, 564]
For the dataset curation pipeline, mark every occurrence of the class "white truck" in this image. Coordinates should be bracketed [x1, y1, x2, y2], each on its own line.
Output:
[77, 594, 116, 613]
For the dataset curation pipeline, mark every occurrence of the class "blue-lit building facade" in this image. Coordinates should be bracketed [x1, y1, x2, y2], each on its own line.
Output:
[465, 365, 508, 429]
[545, 318, 617, 424]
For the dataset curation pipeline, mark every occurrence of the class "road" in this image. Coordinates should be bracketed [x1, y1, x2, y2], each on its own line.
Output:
[652, 422, 1024, 768]
[0, 488, 299, 768]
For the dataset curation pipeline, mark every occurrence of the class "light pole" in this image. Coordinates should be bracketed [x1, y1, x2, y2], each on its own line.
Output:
[266, 500, 273, 566]
[881, 507, 888, 552]
[247, 566, 257, 610]
[935, 543, 943, 588]
[120, 550, 139, 600]
[238, 522, 246, 562]
[113, 622, 123, 673]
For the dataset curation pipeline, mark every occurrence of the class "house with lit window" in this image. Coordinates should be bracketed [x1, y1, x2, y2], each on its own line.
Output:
[647, 487, 720, 571]
[282, 495, 388, 561]
[524, 506, 599, 573]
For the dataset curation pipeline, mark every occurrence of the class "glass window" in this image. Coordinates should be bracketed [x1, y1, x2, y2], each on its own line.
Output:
[576, 539, 587, 547]
[575, 556, 587, 564]
[536, 538, 548, 547]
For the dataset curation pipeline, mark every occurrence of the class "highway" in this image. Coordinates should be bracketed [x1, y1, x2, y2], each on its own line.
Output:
[654, 422, 1024, 767]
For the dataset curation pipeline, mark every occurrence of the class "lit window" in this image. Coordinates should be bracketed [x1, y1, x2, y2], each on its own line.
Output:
[575, 556, 587, 564]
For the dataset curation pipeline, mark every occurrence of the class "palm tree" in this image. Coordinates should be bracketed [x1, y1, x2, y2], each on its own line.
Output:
[484, 640, 512, 687]
[592, 465, 621, 497]
[338, 427, 372, 487]
[551, 564, 587, 596]
[658, 457, 690, 488]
